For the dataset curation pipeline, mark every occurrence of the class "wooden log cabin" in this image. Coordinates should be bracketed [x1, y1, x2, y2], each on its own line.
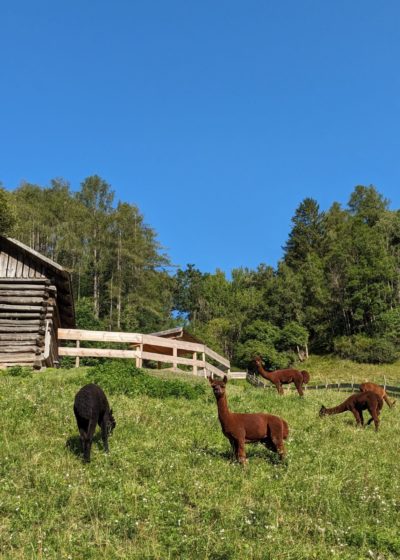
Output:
[0, 236, 75, 369]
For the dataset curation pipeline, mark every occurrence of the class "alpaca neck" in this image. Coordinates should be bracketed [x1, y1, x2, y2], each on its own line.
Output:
[255, 362, 273, 381]
[323, 402, 348, 415]
[216, 394, 232, 427]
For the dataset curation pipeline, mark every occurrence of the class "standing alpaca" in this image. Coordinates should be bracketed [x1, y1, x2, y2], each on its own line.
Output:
[253, 356, 310, 396]
[208, 375, 289, 463]
[359, 382, 396, 408]
[74, 384, 116, 462]
[319, 391, 383, 431]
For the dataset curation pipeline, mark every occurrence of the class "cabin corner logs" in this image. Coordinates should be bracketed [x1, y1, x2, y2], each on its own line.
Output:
[0, 236, 75, 369]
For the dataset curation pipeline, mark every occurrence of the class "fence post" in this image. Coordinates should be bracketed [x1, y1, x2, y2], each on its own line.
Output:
[192, 352, 197, 376]
[202, 350, 206, 378]
[136, 344, 143, 368]
[75, 340, 80, 368]
[173, 344, 178, 371]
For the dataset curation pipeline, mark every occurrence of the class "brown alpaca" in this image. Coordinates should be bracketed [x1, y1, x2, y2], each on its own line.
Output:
[319, 391, 383, 431]
[359, 382, 396, 408]
[253, 356, 310, 396]
[208, 375, 289, 464]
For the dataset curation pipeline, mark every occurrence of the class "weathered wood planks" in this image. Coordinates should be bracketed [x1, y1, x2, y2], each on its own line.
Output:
[0, 273, 58, 368]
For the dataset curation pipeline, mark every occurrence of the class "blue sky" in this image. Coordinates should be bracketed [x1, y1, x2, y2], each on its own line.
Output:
[1, 1, 400, 273]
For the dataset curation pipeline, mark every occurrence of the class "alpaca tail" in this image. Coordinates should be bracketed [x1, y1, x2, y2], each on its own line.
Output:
[301, 370, 310, 384]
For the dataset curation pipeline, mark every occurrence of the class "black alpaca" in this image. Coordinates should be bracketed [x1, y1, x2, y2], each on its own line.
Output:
[74, 384, 116, 462]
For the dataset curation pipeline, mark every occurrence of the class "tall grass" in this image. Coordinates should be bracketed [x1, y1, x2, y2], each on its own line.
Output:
[1, 364, 400, 559]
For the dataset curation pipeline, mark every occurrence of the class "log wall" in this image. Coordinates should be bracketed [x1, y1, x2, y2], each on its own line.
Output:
[0, 279, 60, 368]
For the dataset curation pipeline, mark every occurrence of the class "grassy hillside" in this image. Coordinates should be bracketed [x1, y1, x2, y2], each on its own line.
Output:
[298, 355, 400, 387]
[1, 363, 400, 559]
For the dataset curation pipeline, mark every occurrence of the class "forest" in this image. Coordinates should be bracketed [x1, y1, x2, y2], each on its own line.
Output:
[2, 178, 400, 368]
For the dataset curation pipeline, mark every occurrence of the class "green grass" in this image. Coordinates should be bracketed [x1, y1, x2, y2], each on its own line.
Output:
[294, 354, 400, 386]
[1, 362, 400, 559]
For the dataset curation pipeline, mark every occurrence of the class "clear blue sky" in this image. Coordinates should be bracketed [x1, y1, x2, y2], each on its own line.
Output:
[1, 1, 400, 273]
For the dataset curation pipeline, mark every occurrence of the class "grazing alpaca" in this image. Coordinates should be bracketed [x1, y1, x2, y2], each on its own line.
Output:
[74, 384, 116, 462]
[359, 382, 396, 408]
[319, 391, 383, 431]
[208, 375, 289, 463]
[253, 356, 310, 396]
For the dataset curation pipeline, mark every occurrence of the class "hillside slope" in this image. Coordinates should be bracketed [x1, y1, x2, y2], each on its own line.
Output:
[1, 365, 400, 559]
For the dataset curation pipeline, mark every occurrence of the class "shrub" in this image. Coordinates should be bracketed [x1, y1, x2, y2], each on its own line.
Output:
[87, 360, 205, 400]
[376, 308, 400, 342]
[235, 340, 295, 371]
[7, 366, 32, 378]
[278, 322, 309, 351]
[242, 320, 281, 346]
[334, 335, 398, 364]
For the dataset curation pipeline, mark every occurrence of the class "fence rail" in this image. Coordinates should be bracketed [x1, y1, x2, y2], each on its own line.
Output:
[58, 328, 230, 378]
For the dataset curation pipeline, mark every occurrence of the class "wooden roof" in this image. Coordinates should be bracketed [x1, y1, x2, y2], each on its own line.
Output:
[150, 327, 204, 344]
[145, 327, 204, 357]
[0, 236, 75, 327]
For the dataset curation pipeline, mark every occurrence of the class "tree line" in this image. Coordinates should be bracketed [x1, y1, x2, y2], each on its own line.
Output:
[2, 179, 400, 366]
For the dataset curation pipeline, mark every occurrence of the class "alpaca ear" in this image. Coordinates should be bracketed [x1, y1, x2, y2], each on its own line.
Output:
[207, 376, 213, 384]
[223, 375, 228, 384]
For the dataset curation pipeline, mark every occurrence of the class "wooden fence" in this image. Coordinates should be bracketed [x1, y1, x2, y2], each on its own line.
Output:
[58, 329, 230, 378]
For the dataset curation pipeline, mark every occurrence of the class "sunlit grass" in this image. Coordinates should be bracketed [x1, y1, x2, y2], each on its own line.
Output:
[1, 364, 400, 559]
[295, 354, 400, 387]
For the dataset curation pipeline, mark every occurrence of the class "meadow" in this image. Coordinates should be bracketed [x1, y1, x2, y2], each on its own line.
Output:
[1, 358, 400, 560]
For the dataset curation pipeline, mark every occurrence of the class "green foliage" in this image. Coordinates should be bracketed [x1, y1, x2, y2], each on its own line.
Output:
[243, 320, 281, 345]
[235, 339, 294, 370]
[7, 178, 400, 366]
[279, 321, 309, 350]
[376, 308, 400, 342]
[8, 177, 173, 333]
[334, 335, 398, 364]
[6, 365, 32, 378]
[235, 339, 276, 368]
[0, 187, 15, 235]
[75, 297, 104, 330]
[348, 185, 389, 226]
[87, 360, 206, 400]
[284, 197, 325, 267]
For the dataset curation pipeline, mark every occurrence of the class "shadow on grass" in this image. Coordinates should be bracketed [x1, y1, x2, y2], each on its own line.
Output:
[196, 444, 286, 465]
[66, 433, 105, 460]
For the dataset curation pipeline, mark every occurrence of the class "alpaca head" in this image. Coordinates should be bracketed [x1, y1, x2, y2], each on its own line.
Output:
[253, 356, 264, 367]
[208, 375, 228, 399]
[319, 405, 327, 417]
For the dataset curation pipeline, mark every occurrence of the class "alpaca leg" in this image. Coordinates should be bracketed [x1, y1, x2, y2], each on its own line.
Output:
[100, 420, 109, 453]
[352, 409, 362, 428]
[229, 437, 238, 460]
[275, 383, 283, 395]
[79, 428, 87, 456]
[83, 419, 96, 462]
[236, 441, 247, 464]
[368, 407, 380, 431]
[270, 425, 286, 460]
[294, 381, 304, 397]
